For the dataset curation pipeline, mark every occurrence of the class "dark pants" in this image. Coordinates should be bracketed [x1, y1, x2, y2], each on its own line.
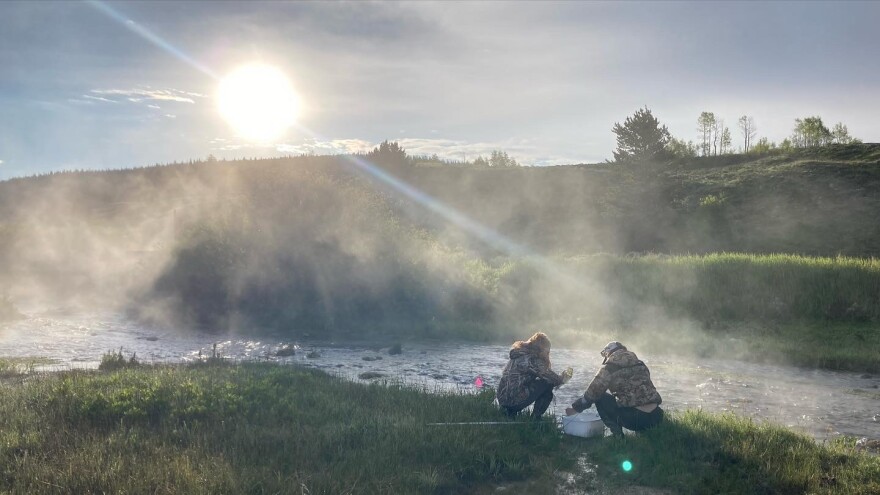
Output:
[502, 379, 554, 419]
[595, 393, 663, 436]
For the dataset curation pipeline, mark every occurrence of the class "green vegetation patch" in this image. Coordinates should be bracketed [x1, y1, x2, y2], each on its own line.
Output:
[1, 363, 571, 494]
[575, 410, 880, 495]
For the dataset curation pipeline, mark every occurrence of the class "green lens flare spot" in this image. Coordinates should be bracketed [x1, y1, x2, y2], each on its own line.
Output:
[621, 460, 633, 472]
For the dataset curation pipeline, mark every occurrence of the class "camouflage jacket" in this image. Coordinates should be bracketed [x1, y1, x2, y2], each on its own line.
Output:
[496, 347, 564, 409]
[575, 350, 661, 409]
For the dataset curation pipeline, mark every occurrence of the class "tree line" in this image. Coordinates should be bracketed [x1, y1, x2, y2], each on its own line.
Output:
[346, 108, 863, 170]
[613, 107, 862, 163]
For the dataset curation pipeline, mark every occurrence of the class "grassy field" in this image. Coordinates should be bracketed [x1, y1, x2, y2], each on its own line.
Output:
[578, 410, 880, 495]
[0, 361, 571, 494]
[487, 252, 880, 325]
[0, 360, 877, 494]
[591, 253, 880, 323]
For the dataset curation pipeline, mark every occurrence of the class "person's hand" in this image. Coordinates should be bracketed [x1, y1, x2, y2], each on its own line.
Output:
[571, 397, 592, 412]
[565, 408, 578, 416]
[561, 367, 573, 384]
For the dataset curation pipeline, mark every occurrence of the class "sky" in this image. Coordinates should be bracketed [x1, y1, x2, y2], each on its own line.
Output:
[1, 0, 879, 179]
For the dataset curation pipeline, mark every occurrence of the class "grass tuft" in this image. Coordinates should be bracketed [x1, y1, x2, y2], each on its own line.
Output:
[97, 348, 141, 371]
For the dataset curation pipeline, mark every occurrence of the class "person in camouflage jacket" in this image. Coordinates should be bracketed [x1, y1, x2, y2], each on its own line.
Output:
[496, 332, 570, 418]
[565, 341, 663, 437]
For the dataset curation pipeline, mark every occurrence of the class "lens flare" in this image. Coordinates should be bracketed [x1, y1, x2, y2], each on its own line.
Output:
[621, 460, 633, 472]
[87, 0, 218, 79]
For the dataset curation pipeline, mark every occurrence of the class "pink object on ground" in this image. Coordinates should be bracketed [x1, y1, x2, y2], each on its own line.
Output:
[474, 376, 484, 389]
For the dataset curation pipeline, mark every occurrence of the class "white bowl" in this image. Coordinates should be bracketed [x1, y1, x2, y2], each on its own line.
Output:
[561, 412, 605, 437]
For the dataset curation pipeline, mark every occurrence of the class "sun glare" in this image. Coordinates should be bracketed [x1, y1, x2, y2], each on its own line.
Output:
[217, 64, 300, 142]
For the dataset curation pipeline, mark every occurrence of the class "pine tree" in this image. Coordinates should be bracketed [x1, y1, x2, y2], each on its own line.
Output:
[612, 107, 671, 163]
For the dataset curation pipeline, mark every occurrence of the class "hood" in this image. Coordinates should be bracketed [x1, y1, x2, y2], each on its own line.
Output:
[604, 349, 641, 367]
[509, 332, 552, 362]
[509, 343, 531, 359]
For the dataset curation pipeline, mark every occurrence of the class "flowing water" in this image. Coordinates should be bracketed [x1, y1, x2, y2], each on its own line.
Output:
[1, 310, 878, 441]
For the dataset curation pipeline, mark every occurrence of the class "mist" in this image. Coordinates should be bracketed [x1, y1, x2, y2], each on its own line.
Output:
[2, 145, 879, 372]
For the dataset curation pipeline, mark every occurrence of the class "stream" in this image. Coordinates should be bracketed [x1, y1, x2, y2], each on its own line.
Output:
[1, 310, 878, 442]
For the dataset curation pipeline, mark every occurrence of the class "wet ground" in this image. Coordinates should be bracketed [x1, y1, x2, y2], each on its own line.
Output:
[1, 310, 878, 441]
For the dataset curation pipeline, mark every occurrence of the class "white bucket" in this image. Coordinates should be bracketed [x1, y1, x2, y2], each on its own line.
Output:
[561, 412, 605, 438]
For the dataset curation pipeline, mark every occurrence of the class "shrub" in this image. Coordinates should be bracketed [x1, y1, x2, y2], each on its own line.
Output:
[98, 349, 140, 371]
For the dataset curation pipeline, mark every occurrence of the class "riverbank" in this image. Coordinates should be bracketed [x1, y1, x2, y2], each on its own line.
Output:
[0, 361, 876, 494]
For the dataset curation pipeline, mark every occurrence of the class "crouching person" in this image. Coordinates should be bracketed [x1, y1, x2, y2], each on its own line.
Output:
[497, 332, 571, 419]
[565, 341, 663, 437]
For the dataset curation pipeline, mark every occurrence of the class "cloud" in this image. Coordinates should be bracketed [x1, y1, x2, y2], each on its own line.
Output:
[208, 135, 587, 166]
[210, 137, 375, 155]
[83, 94, 117, 103]
[394, 137, 583, 166]
[275, 138, 374, 155]
[259, 137, 584, 166]
[88, 87, 206, 104]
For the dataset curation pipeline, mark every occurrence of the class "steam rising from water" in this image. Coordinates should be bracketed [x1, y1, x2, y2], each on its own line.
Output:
[0, 151, 876, 375]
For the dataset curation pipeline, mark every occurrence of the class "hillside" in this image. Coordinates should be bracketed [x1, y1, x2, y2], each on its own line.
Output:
[400, 144, 880, 256]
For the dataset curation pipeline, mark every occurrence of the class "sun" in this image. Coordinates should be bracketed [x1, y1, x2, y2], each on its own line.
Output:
[217, 64, 301, 142]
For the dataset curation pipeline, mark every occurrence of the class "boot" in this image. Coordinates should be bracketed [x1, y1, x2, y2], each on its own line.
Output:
[606, 422, 624, 438]
[531, 386, 554, 420]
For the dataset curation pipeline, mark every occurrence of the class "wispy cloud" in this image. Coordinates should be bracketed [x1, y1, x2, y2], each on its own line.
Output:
[88, 87, 206, 104]
[214, 136, 586, 166]
[394, 138, 514, 160]
[209, 137, 375, 155]
[278, 137, 534, 160]
[394, 137, 583, 166]
[83, 94, 117, 103]
[275, 138, 374, 155]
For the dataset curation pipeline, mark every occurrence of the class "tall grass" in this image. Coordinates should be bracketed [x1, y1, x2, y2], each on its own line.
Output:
[591, 252, 880, 322]
[484, 252, 880, 371]
[0, 363, 570, 494]
[482, 252, 880, 327]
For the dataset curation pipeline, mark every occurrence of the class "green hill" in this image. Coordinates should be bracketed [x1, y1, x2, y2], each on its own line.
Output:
[401, 143, 880, 256]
